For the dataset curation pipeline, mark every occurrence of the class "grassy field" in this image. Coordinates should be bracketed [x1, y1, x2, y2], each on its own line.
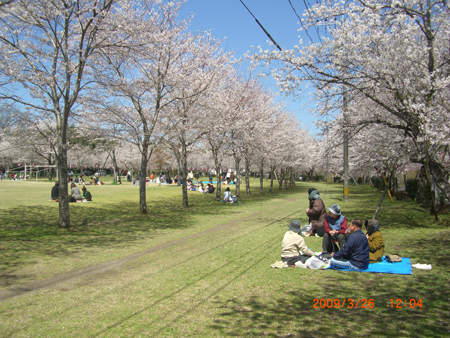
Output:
[0, 179, 449, 337]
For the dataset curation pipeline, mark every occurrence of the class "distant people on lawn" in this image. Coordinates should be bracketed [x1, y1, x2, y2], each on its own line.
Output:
[69, 183, 82, 202]
[223, 187, 232, 201]
[208, 170, 213, 184]
[322, 204, 350, 253]
[281, 220, 316, 266]
[149, 172, 155, 183]
[82, 186, 92, 201]
[199, 182, 206, 193]
[330, 219, 370, 271]
[306, 187, 326, 237]
[208, 183, 215, 194]
[365, 219, 385, 263]
[51, 181, 59, 201]
[204, 183, 215, 193]
[194, 171, 200, 183]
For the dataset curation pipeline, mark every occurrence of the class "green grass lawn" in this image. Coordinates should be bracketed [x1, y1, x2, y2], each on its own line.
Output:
[0, 179, 449, 337]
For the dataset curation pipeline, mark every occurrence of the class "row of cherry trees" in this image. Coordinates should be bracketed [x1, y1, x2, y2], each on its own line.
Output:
[0, 0, 318, 227]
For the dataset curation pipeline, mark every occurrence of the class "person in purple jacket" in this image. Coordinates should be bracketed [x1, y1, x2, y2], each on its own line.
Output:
[330, 219, 370, 271]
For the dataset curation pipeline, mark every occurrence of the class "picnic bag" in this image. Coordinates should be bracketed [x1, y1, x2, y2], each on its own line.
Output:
[386, 254, 402, 263]
[305, 256, 330, 269]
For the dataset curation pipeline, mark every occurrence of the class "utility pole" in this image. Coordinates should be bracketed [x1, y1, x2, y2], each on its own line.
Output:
[343, 92, 349, 202]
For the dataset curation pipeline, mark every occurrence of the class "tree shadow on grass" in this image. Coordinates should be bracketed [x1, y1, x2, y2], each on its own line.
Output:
[209, 230, 450, 338]
[0, 199, 197, 286]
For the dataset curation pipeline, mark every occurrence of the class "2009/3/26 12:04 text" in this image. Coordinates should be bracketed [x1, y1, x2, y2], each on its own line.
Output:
[313, 298, 423, 309]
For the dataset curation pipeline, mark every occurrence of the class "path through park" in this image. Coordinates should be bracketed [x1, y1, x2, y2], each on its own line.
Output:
[0, 210, 298, 302]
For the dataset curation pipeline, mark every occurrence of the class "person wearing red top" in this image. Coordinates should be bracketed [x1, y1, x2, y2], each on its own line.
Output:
[322, 204, 350, 253]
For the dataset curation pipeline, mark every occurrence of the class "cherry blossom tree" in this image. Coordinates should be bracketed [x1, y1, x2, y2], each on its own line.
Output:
[252, 0, 450, 215]
[0, 0, 166, 226]
[85, 1, 189, 214]
[163, 34, 231, 207]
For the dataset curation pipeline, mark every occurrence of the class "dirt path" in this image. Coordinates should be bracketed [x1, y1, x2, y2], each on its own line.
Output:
[0, 213, 263, 302]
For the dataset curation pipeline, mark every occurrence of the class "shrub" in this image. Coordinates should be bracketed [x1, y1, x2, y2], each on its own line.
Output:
[405, 179, 419, 201]
[371, 176, 385, 191]
[393, 191, 408, 201]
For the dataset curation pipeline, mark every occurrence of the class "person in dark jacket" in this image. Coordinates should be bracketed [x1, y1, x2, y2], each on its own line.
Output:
[305, 188, 327, 237]
[51, 181, 59, 201]
[330, 219, 370, 271]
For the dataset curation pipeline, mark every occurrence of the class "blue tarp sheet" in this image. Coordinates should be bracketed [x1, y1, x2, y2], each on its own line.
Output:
[329, 256, 412, 274]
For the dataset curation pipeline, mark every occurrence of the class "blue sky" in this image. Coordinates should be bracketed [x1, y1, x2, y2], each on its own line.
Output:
[179, 0, 320, 133]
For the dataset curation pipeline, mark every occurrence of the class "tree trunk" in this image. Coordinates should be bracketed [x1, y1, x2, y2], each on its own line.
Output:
[212, 147, 222, 201]
[139, 143, 149, 214]
[423, 160, 438, 221]
[245, 157, 251, 195]
[373, 169, 394, 219]
[57, 146, 70, 228]
[269, 165, 275, 193]
[112, 149, 121, 184]
[233, 153, 241, 197]
[259, 158, 264, 193]
[278, 168, 284, 190]
[181, 143, 189, 207]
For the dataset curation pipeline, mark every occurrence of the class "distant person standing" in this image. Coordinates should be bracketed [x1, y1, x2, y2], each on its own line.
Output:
[127, 171, 131, 182]
[208, 170, 213, 184]
[306, 188, 327, 237]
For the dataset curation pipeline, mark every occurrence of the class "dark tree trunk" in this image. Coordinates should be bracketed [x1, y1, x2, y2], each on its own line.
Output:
[181, 143, 189, 207]
[245, 157, 251, 195]
[212, 146, 222, 201]
[234, 153, 241, 197]
[259, 158, 264, 194]
[139, 142, 149, 214]
[112, 149, 121, 184]
[269, 165, 275, 193]
[57, 145, 70, 228]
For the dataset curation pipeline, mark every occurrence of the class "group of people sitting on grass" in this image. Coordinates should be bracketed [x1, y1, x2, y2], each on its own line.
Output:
[51, 181, 93, 203]
[279, 187, 385, 271]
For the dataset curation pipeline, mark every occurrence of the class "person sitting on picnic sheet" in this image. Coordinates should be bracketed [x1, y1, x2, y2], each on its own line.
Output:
[208, 183, 215, 194]
[82, 186, 92, 201]
[365, 219, 385, 263]
[51, 181, 60, 201]
[330, 219, 369, 271]
[223, 187, 232, 201]
[322, 204, 350, 253]
[306, 188, 327, 237]
[69, 183, 82, 202]
[281, 220, 316, 266]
